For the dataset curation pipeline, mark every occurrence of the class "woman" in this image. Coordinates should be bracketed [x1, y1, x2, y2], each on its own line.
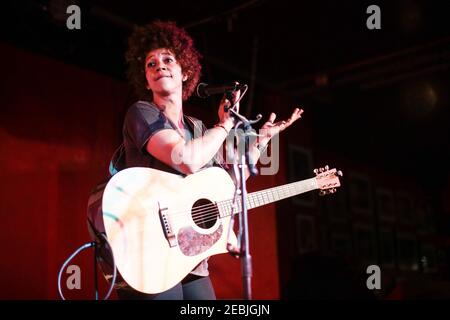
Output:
[112, 20, 302, 299]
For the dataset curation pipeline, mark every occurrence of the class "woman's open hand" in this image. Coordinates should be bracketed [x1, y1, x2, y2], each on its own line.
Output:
[259, 108, 304, 146]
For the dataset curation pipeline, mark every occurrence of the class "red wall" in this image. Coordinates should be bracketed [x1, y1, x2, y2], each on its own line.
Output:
[0, 43, 280, 299]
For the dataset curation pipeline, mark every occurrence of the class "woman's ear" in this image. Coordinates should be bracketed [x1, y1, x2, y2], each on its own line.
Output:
[182, 74, 188, 82]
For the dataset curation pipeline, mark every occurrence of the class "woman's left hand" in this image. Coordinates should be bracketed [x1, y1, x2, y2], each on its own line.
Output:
[258, 108, 304, 147]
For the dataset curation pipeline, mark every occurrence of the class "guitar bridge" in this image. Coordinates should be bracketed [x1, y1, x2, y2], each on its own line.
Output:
[159, 202, 177, 248]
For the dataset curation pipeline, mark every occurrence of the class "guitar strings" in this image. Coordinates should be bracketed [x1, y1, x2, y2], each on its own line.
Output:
[169, 203, 224, 224]
[166, 179, 326, 229]
[171, 206, 229, 228]
[168, 198, 235, 226]
[170, 195, 282, 228]
[167, 178, 310, 224]
[178, 182, 299, 220]
[170, 184, 297, 223]
[168, 186, 299, 228]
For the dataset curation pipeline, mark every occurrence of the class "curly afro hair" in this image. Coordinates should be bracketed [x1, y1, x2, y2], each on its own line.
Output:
[125, 20, 202, 101]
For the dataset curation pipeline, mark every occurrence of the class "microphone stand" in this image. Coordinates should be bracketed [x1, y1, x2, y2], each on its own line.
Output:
[226, 93, 262, 300]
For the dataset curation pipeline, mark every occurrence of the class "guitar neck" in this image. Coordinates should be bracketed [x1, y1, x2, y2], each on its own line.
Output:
[219, 177, 318, 217]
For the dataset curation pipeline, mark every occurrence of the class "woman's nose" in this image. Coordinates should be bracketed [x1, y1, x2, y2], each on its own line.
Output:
[156, 62, 167, 71]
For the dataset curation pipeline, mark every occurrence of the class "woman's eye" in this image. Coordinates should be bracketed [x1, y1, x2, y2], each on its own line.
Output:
[164, 57, 174, 64]
[147, 61, 156, 68]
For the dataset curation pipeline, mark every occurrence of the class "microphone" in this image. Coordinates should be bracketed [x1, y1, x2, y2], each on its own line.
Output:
[196, 82, 246, 98]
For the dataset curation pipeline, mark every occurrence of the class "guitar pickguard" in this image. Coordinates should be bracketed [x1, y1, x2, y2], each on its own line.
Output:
[177, 224, 223, 256]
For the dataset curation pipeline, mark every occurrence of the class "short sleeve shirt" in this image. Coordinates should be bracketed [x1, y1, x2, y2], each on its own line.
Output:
[113, 100, 215, 277]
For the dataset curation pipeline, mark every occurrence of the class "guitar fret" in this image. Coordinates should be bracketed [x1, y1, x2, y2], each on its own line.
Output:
[250, 193, 256, 209]
[289, 183, 295, 198]
[269, 190, 273, 203]
[218, 202, 224, 218]
[263, 192, 269, 205]
[218, 177, 319, 219]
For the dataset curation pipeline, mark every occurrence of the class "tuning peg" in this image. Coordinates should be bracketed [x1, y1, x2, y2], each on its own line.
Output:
[330, 188, 336, 193]
[314, 168, 319, 175]
[337, 170, 343, 177]
[319, 190, 327, 196]
[319, 167, 324, 173]
[325, 165, 329, 170]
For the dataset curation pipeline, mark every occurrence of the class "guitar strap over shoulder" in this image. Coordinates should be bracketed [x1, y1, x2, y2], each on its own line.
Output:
[109, 143, 125, 176]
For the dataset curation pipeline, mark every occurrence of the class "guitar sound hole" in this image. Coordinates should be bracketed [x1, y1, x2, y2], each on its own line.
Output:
[191, 199, 218, 229]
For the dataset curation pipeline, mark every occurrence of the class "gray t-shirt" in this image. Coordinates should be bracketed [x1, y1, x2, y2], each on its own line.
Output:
[111, 100, 224, 277]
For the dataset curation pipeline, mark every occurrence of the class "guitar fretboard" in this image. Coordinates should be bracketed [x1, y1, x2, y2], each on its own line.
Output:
[217, 177, 318, 217]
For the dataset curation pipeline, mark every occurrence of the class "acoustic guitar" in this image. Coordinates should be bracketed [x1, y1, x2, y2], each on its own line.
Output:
[98, 165, 342, 294]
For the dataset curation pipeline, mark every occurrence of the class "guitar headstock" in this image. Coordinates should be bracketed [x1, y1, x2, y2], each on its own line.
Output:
[314, 165, 343, 196]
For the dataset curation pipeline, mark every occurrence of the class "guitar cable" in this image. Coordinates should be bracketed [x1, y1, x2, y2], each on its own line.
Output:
[57, 233, 117, 300]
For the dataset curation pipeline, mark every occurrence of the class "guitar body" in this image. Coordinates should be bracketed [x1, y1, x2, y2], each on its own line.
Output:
[102, 166, 237, 294]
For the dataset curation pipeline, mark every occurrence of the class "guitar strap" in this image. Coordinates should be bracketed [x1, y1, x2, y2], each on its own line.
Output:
[109, 143, 125, 176]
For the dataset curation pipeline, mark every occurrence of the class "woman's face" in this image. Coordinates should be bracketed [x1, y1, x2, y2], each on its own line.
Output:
[144, 48, 186, 98]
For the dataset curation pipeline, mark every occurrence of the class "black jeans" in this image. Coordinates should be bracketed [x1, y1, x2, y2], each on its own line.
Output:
[116, 275, 216, 300]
